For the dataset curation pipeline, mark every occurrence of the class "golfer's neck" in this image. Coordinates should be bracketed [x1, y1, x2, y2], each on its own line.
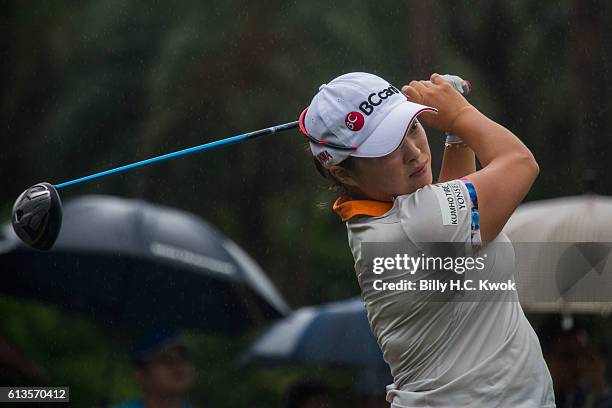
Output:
[142, 393, 186, 408]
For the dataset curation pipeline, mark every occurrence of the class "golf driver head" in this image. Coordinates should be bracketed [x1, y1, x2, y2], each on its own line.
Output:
[11, 182, 63, 251]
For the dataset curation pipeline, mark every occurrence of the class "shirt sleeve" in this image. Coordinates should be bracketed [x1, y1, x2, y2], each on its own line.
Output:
[397, 178, 481, 245]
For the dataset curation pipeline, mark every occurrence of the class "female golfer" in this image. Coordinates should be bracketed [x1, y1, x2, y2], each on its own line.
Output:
[299, 72, 555, 407]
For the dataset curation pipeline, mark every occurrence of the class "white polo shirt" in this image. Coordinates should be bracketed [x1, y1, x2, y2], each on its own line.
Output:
[335, 178, 555, 408]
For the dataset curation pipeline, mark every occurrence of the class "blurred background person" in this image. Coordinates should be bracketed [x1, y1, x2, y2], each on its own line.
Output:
[542, 316, 584, 407]
[541, 316, 612, 408]
[577, 345, 612, 408]
[116, 330, 196, 408]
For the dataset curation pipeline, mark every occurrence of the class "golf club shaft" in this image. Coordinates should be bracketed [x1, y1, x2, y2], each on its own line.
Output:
[54, 121, 299, 190]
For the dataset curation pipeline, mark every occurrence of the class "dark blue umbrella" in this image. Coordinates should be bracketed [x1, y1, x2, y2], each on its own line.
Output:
[0, 195, 289, 335]
[241, 297, 388, 369]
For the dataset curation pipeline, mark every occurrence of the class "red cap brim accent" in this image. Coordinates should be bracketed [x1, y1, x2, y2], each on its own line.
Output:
[298, 106, 358, 151]
[298, 107, 309, 136]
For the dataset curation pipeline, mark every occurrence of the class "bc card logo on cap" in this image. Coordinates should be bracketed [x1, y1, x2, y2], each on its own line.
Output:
[345, 111, 365, 131]
[344, 84, 402, 131]
[358, 85, 402, 116]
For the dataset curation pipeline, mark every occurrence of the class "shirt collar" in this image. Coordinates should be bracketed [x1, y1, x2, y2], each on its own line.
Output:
[332, 196, 393, 221]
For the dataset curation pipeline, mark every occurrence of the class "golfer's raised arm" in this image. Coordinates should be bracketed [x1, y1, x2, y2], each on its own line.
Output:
[437, 140, 476, 183]
[453, 108, 539, 242]
[404, 73, 539, 243]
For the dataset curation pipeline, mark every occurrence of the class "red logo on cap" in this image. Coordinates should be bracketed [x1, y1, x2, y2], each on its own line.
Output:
[345, 111, 365, 131]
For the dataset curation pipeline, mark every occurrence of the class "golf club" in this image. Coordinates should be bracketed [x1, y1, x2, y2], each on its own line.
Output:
[11, 75, 471, 251]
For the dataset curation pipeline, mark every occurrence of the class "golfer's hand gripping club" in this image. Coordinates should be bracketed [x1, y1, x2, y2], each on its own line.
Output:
[439, 74, 472, 144]
[402, 74, 473, 135]
[439, 74, 472, 97]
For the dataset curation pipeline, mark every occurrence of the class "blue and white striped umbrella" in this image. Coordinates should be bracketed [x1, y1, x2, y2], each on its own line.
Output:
[242, 297, 389, 369]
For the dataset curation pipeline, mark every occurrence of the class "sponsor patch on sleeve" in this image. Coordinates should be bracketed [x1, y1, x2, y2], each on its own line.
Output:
[432, 181, 468, 226]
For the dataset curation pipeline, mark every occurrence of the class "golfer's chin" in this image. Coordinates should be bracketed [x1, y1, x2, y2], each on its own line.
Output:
[395, 168, 432, 197]
[365, 169, 433, 201]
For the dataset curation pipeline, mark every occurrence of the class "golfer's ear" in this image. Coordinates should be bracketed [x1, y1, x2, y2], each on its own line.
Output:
[328, 165, 359, 188]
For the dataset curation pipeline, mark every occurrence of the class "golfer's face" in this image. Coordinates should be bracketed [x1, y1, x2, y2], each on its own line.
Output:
[139, 346, 195, 395]
[353, 121, 432, 201]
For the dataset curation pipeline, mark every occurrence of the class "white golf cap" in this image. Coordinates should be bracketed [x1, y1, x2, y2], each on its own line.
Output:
[300, 72, 437, 168]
